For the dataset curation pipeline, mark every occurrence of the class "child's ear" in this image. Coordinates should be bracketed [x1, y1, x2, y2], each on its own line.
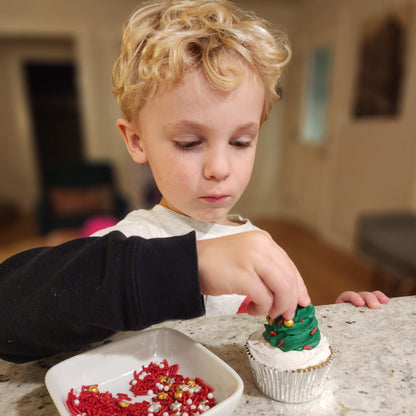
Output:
[116, 118, 148, 164]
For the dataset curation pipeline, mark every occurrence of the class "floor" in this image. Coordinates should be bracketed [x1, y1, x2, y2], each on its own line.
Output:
[0, 213, 378, 306]
[254, 218, 376, 305]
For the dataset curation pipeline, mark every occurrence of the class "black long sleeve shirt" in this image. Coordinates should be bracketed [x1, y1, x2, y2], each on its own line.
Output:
[0, 231, 205, 363]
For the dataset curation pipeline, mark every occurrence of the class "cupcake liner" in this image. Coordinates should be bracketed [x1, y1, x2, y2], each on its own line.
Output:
[245, 343, 335, 403]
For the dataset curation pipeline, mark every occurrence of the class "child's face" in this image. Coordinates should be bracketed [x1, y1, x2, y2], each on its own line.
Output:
[120, 67, 265, 225]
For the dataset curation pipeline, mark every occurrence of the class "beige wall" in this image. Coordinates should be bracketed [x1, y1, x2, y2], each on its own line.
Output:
[277, 0, 416, 251]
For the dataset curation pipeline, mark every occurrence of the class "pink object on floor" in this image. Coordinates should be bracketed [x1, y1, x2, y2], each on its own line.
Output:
[81, 215, 118, 237]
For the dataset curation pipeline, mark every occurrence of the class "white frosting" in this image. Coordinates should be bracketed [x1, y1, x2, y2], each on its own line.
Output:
[247, 329, 331, 371]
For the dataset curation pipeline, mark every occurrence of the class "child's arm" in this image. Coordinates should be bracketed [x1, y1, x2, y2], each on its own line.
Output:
[0, 230, 308, 362]
[335, 290, 390, 308]
[0, 232, 204, 363]
[197, 230, 310, 320]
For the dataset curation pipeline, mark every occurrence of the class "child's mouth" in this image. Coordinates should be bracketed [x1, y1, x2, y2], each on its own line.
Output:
[200, 195, 230, 204]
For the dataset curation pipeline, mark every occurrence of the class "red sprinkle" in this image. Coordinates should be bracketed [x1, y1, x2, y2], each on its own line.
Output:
[303, 345, 312, 350]
[66, 360, 216, 416]
[270, 331, 277, 336]
[277, 318, 284, 326]
[310, 327, 317, 335]
[278, 340, 284, 347]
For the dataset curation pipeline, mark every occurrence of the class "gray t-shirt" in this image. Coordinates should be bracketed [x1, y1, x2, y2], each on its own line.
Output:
[93, 204, 259, 316]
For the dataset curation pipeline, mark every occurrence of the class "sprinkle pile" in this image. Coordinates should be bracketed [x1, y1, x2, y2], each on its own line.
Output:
[66, 359, 216, 416]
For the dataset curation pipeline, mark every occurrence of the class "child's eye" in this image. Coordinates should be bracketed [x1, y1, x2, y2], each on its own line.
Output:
[231, 139, 252, 149]
[174, 140, 201, 150]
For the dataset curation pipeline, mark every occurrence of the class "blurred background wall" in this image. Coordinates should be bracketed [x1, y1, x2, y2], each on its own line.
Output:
[0, 0, 415, 254]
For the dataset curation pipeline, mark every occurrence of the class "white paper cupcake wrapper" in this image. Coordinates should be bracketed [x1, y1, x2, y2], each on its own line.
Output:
[245, 343, 335, 403]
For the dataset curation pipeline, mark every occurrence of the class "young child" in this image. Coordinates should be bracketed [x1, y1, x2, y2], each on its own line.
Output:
[94, 0, 388, 315]
[92, 0, 291, 316]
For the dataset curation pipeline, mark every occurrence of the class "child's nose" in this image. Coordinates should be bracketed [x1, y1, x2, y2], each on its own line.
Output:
[203, 149, 230, 181]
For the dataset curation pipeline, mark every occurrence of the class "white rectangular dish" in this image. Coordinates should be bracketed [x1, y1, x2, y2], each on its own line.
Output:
[45, 327, 243, 415]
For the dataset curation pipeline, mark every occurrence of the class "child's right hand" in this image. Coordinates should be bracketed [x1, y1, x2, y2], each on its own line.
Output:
[196, 231, 310, 320]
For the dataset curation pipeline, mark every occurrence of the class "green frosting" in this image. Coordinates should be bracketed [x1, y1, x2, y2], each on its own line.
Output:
[263, 304, 321, 352]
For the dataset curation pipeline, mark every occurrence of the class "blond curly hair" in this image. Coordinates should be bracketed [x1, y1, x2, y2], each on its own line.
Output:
[113, 0, 291, 122]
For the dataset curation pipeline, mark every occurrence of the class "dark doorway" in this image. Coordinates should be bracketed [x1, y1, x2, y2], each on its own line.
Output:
[23, 62, 84, 185]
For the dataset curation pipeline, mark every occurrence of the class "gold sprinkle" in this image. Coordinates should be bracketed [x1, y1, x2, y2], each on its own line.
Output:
[187, 379, 196, 387]
[283, 319, 294, 328]
[88, 386, 99, 393]
[266, 315, 275, 325]
[119, 401, 129, 408]
[158, 392, 169, 400]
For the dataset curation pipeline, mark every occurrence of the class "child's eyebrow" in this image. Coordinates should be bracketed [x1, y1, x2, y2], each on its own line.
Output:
[164, 120, 260, 135]
[164, 120, 203, 132]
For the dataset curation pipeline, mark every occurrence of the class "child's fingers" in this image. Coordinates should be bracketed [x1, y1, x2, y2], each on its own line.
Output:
[296, 269, 311, 308]
[358, 291, 389, 308]
[335, 291, 365, 306]
[275, 269, 310, 320]
[373, 290, 390, 304]
[241, 272, 274, 316]
[359, 291, 384, 308]
[253, 256, 298, 320]
[336, 290, 390, 308]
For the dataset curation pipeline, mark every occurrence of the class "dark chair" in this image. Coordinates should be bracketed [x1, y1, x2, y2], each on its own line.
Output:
[357, 211, 416, 297]
[37, 161, 128, 235]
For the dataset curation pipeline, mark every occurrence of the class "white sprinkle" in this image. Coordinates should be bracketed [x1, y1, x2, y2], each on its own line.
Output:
[207, 392, 213, 399]
[74, 399, 80, 406]
[170, 401, 182, 411]
[148, 402, 162, 412]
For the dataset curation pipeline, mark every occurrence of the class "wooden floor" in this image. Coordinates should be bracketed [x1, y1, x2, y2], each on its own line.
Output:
[0, 214, 376, 306]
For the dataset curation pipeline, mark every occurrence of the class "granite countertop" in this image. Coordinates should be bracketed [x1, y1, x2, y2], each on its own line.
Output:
[1, 296, 415, 415]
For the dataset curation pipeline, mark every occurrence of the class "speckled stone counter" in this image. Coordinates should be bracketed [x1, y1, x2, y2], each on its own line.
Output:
[1, 296, 415, 415]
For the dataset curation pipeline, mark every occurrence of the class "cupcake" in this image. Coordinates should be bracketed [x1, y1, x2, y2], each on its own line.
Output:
[246, 304, 334, 403]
